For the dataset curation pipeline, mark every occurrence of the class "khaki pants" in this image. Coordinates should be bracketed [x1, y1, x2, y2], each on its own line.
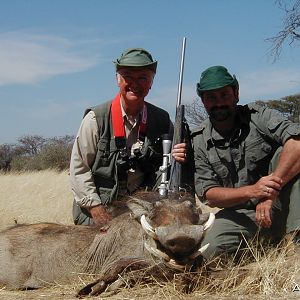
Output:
[201, 147, 300, 260]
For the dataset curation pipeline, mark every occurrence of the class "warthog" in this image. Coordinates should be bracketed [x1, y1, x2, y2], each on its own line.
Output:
[0, 192, 214, 297]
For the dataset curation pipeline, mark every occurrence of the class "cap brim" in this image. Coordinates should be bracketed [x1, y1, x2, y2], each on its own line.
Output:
[114, 61, 157, 71]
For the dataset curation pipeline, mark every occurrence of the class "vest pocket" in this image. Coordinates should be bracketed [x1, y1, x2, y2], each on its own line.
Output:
[97, 186, 114, 204]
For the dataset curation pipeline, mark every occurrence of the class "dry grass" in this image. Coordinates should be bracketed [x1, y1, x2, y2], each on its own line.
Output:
[0, 171, 299, 299]
[0, 170, 73, 229]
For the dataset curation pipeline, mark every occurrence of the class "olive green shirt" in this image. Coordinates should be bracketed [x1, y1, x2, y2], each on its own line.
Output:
[192, 104, 300, 201]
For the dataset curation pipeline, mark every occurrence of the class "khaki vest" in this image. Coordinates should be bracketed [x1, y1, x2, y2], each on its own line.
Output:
[85, 100, 171, 204]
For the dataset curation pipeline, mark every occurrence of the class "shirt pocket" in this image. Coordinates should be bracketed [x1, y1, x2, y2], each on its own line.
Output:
[208, 154, 232, 187]
[245, 136, 273, 171]
[95, 138, 116, 167]
[92, 138, 117, 178]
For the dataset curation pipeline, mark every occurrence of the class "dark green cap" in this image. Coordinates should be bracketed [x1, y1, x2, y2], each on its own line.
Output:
[196, 66, 239, 96]
[114, 48, 157, 73]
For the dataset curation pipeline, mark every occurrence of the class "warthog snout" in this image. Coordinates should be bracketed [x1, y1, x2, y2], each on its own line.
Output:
[139, 198, 215, 265]
[156, 224, 205, 256]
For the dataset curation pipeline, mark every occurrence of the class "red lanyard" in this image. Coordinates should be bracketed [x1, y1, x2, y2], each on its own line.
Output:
[111, 94, 147, 143]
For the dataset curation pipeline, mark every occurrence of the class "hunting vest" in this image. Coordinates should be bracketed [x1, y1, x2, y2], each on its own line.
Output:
[85, 96, 171, 204]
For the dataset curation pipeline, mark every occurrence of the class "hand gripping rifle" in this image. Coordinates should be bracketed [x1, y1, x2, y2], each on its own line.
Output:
[158, 37, 192, 199]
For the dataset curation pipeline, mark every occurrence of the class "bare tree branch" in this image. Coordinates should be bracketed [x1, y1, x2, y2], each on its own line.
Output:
[185, 99, 208, 129]
[267, 0, 300, 61]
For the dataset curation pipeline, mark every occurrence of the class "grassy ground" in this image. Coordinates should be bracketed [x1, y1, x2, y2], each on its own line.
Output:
[0, 170, 73, 229]
[0, 171, 299, 299]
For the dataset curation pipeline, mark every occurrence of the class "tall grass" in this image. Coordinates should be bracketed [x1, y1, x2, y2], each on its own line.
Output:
[0, 170, 73, 229]
[0, 171, 299, 299]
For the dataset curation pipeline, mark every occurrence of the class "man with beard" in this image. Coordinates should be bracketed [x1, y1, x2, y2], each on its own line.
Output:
[192, 65, 300, 260]
[70, 48, 186, 225]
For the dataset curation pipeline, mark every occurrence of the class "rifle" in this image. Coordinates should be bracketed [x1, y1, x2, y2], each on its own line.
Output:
[158, 37, 191, 199]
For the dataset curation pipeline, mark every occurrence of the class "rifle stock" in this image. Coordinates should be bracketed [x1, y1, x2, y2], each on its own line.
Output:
[167, 104, 185, 195]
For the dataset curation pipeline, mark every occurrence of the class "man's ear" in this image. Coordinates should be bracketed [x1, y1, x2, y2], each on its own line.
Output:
[149, 74, 154, 89]
[234, 88, 239, 103]
[127, 197, 153, 220]
[116, 73, 121, 86]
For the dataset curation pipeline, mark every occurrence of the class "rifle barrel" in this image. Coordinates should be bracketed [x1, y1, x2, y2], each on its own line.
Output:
[176, 37, 186, 108]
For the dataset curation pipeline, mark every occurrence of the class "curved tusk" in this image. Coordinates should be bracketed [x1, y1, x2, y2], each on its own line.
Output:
[188, 243, 210, 259]
[166, 259, 186, 271]
[144, 241, 170, 261]
[203, 213, 215, 231]
[140, 215, 157, 240]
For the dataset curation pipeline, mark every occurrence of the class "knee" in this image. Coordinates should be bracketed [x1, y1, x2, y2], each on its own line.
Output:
[201, 235, 223, 260]
[200, 231, 242, 261]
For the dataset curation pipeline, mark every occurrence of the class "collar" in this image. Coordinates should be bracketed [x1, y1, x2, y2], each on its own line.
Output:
[111, 94, 147, 148]
[206, 105, 250, 149]
[120, 98, 139, 125]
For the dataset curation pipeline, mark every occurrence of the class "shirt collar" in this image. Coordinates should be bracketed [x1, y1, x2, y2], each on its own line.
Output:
[120, 98, 140, 125]
[206, 106, 249, 148]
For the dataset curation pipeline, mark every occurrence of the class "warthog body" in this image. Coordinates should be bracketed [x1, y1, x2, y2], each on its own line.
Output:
[0, 193, 214, 296]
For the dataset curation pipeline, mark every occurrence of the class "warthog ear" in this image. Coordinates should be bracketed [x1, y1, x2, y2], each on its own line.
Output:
[127, 197, 154, 220]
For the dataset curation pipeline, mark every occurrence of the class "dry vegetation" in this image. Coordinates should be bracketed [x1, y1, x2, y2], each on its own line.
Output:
[0, 170, 73, 229]
[0, 171, 299, 299]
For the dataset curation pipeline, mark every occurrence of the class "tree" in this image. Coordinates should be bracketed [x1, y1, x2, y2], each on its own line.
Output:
[7, 135, 75, 172]
[254, 93, 300, 122]
[184, 98, 208, 129]
[0, 144, 14, 171]
[267, 0, 300, 60]
[16, 135, 46, 156]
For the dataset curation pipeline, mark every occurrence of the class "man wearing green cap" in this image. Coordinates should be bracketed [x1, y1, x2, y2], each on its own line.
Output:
[192, 65, 300, 260]
[70, 48, 187, 225]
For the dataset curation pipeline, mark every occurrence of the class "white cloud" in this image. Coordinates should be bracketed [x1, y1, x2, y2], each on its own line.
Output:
[0, 31, 100, 85]
[239, 69, 300, 102]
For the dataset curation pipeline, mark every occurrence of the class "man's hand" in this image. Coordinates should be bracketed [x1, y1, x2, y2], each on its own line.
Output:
[171, 142, 187, 163]
[256, 199, 273, 228]
[88, 205, 112, 225]
[252, 174, 282, 228]
[251, 173, 282, 201]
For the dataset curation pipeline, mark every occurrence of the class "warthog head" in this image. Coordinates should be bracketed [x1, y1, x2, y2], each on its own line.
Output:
[127, 195, 215, 270]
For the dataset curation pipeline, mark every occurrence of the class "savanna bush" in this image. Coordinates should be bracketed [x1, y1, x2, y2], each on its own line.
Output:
[36, 143, 73, 171]
[9, 135, 74, 172]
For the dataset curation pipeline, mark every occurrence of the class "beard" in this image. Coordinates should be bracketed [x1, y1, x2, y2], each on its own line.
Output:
[208, 106, 233, 122]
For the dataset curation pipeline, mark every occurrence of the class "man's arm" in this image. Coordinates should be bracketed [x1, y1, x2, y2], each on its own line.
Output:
[204, 173, 282, 208]
[70, 111, 111, 224]
[256, 136, 300, 227]
[272, 137, 300, 185]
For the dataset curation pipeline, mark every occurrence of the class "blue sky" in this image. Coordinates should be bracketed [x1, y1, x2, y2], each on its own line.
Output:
[0, 0, 299, 144]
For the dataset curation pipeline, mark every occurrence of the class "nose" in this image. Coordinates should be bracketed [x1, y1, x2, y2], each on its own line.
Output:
[155, 224, 204, 256]
[165, 236, 196, 254]
[211, 96, 224, 106]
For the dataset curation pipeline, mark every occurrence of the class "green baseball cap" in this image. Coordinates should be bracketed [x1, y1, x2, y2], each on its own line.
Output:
[196, 66, 239, 96]
[114, 48, 157, 73]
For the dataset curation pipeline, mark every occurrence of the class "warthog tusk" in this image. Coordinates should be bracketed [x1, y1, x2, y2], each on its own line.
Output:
[144, 241, 170, 262]
[188, 243, 210, 259]
[166, 259, 186, 271]
[140, 215, 157, 240]
[203, 213, 215, 231]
